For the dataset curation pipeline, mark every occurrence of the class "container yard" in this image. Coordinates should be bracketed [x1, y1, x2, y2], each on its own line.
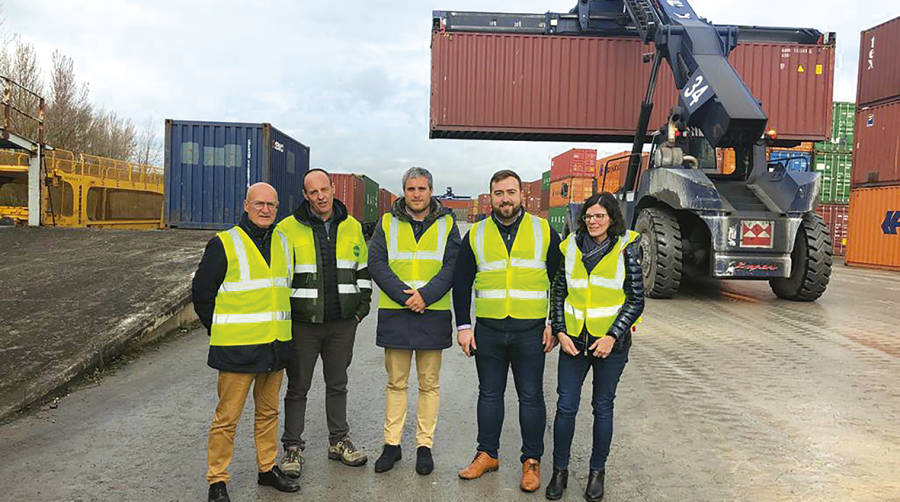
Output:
[2, 4, 899, 502]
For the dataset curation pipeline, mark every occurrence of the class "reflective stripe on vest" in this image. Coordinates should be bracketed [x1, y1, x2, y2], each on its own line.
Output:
[561, 230, 639, 338]
[471, 212, 550, 319]
[277, 216, 370, 301]
[379, 212, 453, 310]
[210, 226, 292, 346]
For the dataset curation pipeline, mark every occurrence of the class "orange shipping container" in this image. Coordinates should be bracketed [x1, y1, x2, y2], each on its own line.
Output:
[846, 185, 900, 270]
[595, 152, 649, 193]
[550, 177, 594, 207]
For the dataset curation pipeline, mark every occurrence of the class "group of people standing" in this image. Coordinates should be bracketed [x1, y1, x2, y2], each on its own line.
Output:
[192, 166, 644, 502]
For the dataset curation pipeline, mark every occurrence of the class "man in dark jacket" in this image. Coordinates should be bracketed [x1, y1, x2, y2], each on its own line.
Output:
[192, 182, 299, 502]
[453, 170, 562, 492]
[368, 167, 461, 476]
[275, 169, 372, 478]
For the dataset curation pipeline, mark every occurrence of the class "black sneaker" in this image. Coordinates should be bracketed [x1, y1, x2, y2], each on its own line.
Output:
[416, 446, 434, 475]
[208, 481, 230, 502]
[374, 444, 402, 473]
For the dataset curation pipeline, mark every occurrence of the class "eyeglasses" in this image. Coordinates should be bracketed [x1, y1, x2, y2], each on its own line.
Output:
[249, 201, 278, 210]
[583, 213, 608, 222]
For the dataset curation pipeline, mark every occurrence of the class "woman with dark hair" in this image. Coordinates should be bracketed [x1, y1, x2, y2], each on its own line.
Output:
[545, 192, 644, 501]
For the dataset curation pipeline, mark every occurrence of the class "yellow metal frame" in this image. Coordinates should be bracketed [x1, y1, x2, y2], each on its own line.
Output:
[0, 148, 165, 229]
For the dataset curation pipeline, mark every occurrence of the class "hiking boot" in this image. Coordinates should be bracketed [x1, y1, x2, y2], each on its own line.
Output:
[280, 447, 303, 478]
[328, 436, 368, 466]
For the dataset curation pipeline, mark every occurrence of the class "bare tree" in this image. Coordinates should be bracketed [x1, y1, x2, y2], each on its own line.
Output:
[0, 37, 44, 142]
[86, 109, 136, 160]
[45, 50, 93, 153]
[134, 115, 162, 167]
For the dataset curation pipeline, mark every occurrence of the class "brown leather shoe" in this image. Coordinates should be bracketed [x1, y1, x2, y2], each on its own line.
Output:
[520, 458, 540, 492]
[458, 451, 499, 479]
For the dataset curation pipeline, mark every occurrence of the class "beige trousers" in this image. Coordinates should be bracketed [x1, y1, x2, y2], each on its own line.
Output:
[383, 349, 442, 448]
[207, 370, 283, 484]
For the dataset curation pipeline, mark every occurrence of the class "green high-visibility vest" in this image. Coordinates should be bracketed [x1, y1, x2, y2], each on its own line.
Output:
[210, 226, 293, 346]
[276, 215, 370, 322]
[470, 212, 550, 319]
[379, 212, 453, 310]
[561, 230, 640, 338]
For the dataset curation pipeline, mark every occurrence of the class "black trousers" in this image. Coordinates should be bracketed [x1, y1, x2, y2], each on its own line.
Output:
[281, 317, 357, 449]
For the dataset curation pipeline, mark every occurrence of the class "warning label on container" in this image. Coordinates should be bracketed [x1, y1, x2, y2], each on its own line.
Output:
[797, 64, 805, 73]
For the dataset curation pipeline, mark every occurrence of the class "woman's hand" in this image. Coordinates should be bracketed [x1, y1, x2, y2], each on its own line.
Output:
[588, 336, 616, 358]
[557, 332, 578, 356]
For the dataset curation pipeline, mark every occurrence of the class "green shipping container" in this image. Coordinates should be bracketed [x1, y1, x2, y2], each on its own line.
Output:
[548, 206, 568, 234]
[814, 101, 855, 153]
[542, 170, 551, 190]
[360, 174, 379, 223]
[813, 152, 852, 204]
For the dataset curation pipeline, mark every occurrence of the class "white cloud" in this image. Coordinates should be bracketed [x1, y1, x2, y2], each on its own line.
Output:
[3, 0, 888, 197]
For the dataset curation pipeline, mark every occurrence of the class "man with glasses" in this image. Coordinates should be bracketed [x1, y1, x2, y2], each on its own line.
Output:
[275, 169, 372, 481]
[192, 182, 299, 502]
[453, 170, 562, 493]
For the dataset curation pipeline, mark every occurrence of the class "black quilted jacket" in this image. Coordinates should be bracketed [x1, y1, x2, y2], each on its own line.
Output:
[550, 232, 644, 352]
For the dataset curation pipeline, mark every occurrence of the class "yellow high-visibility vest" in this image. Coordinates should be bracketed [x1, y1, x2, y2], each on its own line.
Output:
[379, 212, 453, 310]
[470, 212, 550, 319]
[276, 216, 370, 301]
[210, 226, 293, 346]
[561, 230, 640, 338]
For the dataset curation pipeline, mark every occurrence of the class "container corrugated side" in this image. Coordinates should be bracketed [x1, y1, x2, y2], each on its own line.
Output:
[550, 177, 593, 207]
[360, 174, 379, 223]
[164, 120, 308, 229]
[815, 203, 849, 256]
[857, 17, 900, 107]
[541, 170, 551, 190]
[551, 148, 597, 181]
[431, 32, 834, 142]
[846, 186, 900, 270]
[813, 152, 852, 204]
[548, 206, 568, 234]
[814, 101, 856, 152]
[852, 100, 900, 187]
[378, 188, 393, 216]
[332, 173, 364, 221]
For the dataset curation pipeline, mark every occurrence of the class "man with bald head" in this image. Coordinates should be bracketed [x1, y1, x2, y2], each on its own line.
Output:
[276, 168, 372, 479]
[193, 182, 299, 501]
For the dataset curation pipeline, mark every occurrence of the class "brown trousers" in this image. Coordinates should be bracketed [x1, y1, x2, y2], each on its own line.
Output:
[207, 370, 283, 484]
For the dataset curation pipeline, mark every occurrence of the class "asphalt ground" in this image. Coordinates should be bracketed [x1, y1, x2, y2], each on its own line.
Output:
[0, 260, 897, 501]
[0, 227, 215, 420]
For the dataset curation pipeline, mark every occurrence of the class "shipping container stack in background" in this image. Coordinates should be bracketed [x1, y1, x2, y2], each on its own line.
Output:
[331, 173, 365, 222]
[550, 149, 597, 181]
[359, 174, 380, 225]
[440, 197, 476, 224]
[768, 142, 814, 173]
[847, 16, 900, 271]
[477, 193, 491, 220]
[377, 187, 394, 217]
[164, 120, 309, 229]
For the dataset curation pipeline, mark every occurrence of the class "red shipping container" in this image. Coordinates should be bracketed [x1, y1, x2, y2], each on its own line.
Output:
[846, 186, 900, 270]
[852, 100, 900, 187]
[331, 173, 364, 221]
[431, 32, 834, 143]
[815, 203, 849, 256]
[857, 17, 900, 107]
[541, 188, 549, 211]
[551, 149, 597, 181]
[378, 187, 394, 216]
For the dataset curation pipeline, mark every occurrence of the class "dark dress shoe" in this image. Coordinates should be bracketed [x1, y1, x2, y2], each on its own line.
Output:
[208, 481, 230, 502]
[374, 444, 402, 473]
[584, 469, 604, 501]
[258, 465, 300, 492]
[416, 446, 434, 475]
[545, 469, 567, 500]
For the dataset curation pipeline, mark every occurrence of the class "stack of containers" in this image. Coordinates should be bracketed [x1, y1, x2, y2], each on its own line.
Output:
[549, 148, 597, 233]
[809, 103, 855, 256]
[360, 174, 380, 225]
[477, 193, 491, 219]
[440, 198, 476, 223]
[768, 142, 814, 173]
[377, 187, 394, 217]
[540, 170, 550, 219]
[847, 16, 900, 270]
[523, 179, 543, 214]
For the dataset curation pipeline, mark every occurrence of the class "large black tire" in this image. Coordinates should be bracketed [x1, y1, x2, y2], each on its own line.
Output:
[635, 207, 683, 298]
[770, 211, 832, 301]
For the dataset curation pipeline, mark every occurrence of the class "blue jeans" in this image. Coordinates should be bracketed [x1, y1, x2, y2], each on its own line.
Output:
[552, 346, 629, 471]
[474, 322, 546, 462]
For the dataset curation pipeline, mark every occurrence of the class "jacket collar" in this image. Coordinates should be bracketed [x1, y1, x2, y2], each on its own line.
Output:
[390, 197, 450, 224]
[292, 197, 349, 227]
[239, 212, 273, 240]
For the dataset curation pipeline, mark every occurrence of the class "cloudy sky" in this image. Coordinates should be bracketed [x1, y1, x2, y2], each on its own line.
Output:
[5, 0, 891, 197]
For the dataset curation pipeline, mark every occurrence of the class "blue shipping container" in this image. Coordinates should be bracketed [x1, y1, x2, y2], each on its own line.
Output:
[164, 120, 310, 229]
[768, 150, 812, 173]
